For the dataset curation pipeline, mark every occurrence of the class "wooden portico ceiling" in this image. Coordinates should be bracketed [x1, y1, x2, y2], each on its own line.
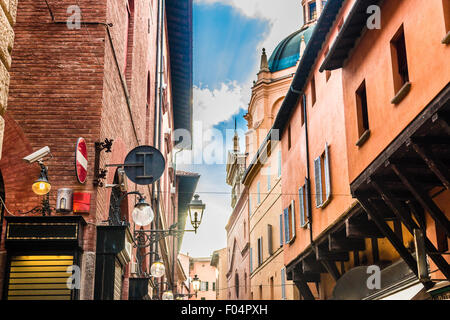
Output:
[286, 204, 393, 300]
[352, 84, 450, 281]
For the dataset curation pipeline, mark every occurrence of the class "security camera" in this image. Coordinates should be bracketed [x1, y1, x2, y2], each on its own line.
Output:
[23, 146, 51, 164]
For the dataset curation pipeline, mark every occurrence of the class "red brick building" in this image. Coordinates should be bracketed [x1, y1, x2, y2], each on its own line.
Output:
[0, 0, 194, 300]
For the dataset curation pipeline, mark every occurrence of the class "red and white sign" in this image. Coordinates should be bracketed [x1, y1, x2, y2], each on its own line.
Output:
[75, 138, 88, 184]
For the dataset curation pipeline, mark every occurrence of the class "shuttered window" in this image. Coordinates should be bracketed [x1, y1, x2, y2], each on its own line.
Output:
[278, 151, 282, 177]
[290, 200, 296, 240]
[299, 186, 306, 227]
[283, 208, 290, 244]
[257, 237, 263, 266]
[281, 268, 286, 300]
[314, 156, 322, 207]
[279, 214, 284, 247]
[250, 247, 253, 273]
[267, 224, 273, 256]
[314, 144, 331, 208]
[257, 182, 261, 204]
[7, 255, 74, 300]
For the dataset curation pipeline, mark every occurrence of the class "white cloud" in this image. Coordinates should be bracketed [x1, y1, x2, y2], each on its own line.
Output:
[195, 0, 303, 61]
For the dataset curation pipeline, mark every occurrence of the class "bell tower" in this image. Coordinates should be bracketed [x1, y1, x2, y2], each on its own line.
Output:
[302, 0, 327, 27]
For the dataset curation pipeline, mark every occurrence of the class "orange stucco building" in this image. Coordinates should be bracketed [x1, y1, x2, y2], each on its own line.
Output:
[268, 0, 449, 300]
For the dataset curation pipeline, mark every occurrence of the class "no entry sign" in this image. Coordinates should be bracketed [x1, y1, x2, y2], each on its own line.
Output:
[75, 138, 88, 184]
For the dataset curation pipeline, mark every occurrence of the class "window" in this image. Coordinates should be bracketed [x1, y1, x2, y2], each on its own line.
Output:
[270, 277, 274, 300]
[235, 274, 239, 298]
[267, 166, 271, 191]
[278, 150, 282, 177]
[442, 0, 450, 43]
[283, 200, 296, 244]
[355, 80, 370, 143]
[267, 224, 273, 255]
[281, 268, 286, 300]
[213, 282, 216, 291]
[314, 143, 331, 208]
[390, 25, 410, 93]
[259, 285, 263, 300]
[279, 214, 284, 247]
[257, 182, 261, 204]
[299, 178, 310, 228]
[288, 125, 292, 150]
[300, 94, 306, 126]
[257, 237, 263, 266]
[201, 281, 208, 291]
[309, 1, 317, 21]
[250, 247, 253, 273]
[311, 76, 316, 106]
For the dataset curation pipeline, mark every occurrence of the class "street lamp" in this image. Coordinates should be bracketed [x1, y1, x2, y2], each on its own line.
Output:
[188, 195, 205, 233]
[192, 274, 200, 297]
[150, 259, 166, 278]
[32, 164, 51, 196]
[162, 290, 174, 300]
[132, 196, 154, 227]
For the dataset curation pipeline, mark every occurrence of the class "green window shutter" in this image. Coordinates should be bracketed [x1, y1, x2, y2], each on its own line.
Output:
[314, 156, 322, 207]
[279, 214, 284, 247]
[290, 200, 296, 240]
[299, 186, 305, 227]
[206, 281, 209, 291]
[324, 143, 331, 202]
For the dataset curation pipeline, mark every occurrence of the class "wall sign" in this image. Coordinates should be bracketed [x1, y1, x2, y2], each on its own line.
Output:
[75, 137, 88, 184]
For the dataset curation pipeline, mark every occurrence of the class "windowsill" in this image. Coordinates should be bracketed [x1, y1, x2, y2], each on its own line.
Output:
[356, 129, 371, 147]
[317, 197, 331, 209]
[391, 81, 411, 105]
[442, 31, 450, 45]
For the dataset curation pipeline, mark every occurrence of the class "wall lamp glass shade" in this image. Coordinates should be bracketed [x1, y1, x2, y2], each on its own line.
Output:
[32, 172, 51, 195]
[192, 275, 200, 292]
[188, 195, 205, 232]
[150, 260, 165, 278]
[162, 291, 174, 300]
[132, 198, 154, 226]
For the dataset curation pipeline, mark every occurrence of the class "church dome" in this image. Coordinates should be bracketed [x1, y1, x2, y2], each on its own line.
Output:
[268, 24, 315, 72]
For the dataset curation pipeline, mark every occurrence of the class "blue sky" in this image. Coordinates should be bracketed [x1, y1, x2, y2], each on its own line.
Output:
[180, 0, 303, 257]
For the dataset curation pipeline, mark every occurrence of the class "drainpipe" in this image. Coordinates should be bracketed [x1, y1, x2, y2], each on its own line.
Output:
[303, 93, 314, 251]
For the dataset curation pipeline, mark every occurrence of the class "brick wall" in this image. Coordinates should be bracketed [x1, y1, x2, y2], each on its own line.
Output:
[0, 0, 161, 300]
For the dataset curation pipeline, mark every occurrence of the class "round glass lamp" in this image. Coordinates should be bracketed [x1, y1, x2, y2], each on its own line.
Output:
[132, 197, 154, 226]
[32, 171, 51, 196]
[150, 260, 165, 278]
[162, 290, 174, 300]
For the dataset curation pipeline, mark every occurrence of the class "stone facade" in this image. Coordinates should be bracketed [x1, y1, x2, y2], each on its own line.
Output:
[0, 0, 17, 159]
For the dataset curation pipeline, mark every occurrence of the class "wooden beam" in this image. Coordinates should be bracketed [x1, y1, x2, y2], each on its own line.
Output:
[391, 164, 450, 237]
[345, 219, 385, 238]
[316, 247, 349, 262]
[406, 200, 426, 230]
[302, 259, 327, 274]
[329, 234, 366, 251]
[292, 266, 315, 300]
[321, 260, 341, 281]
[357, 197, 418, 277]
[410, 141, 450, 189]
[370, 179, 450, 279]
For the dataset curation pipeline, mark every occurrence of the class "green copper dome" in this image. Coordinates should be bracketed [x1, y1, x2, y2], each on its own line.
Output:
[268, 25, 315, 72]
